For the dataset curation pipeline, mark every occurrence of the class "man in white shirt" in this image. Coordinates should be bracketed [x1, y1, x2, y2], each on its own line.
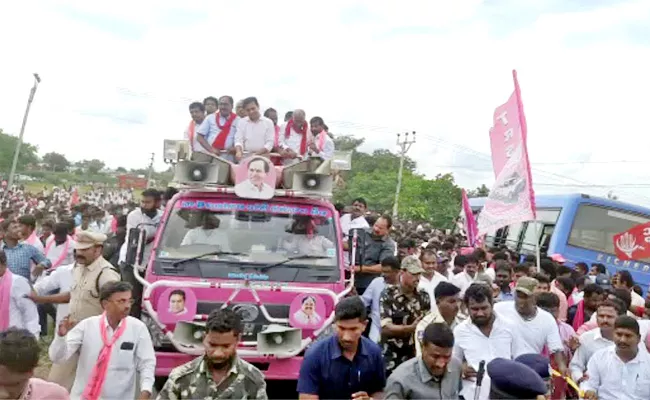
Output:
[234, 97, 275, 163]
[0, 250, 39, 337]
[234, 157, 275, 199]
[615, 270, 646, 309]
[450, 254, 479, 297]
[44, 222, 75, 270]
[493, 276, 568, 375]
[279, 109, 309, 164]
[453, 283, 515, 400]
[340, 198, 369, 267]
[308, 117, 335, 161]
[50, 280, 156, 400]
[118, 188, 163, 266]
[32, 263, 74, 330]
[417, 249, 448, 313]
[184, 101, 207, 158]
[570, 299, 627, 385]
[583, 316, 650, 400]
[181, 211, 231, 250]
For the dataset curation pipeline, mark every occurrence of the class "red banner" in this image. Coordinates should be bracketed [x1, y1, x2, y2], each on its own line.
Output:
[613, 221, 650, 260]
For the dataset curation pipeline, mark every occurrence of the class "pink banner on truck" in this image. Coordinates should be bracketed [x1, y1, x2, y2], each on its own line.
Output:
[478, 70, 537, 235]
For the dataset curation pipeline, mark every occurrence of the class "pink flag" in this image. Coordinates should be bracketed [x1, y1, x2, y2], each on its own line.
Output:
[461, 189, 479, 246]
[478, 70, 536, 235]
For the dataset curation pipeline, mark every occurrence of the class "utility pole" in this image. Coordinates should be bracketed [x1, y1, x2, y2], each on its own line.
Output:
[392, 131, 416, 219]
[7, 73, 41, 191]
[146, 152, 155, 188]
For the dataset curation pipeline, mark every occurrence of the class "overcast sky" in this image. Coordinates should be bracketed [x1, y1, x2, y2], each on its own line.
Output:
[1, 1, 650, 204]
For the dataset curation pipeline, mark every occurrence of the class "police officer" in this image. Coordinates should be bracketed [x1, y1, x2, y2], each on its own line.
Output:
[515, 353, 552, 397]
[487, 358, 547, 399]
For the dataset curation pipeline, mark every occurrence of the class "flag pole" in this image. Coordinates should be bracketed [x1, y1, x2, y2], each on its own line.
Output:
[512, 69, 540, 271]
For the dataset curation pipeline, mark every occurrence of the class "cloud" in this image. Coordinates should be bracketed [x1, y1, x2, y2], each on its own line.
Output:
[1, 0, 650, 205]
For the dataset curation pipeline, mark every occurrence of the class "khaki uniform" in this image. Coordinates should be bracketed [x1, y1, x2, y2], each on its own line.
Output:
[48, 256, 120, 390]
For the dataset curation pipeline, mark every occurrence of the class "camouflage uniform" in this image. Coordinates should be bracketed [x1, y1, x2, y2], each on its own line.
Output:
[157, 356, 268, 400]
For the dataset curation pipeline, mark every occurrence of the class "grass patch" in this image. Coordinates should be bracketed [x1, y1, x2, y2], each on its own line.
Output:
[35, 333, 54, 379]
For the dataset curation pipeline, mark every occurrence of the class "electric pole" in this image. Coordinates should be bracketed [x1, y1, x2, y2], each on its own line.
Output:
[392, 131, 416, 219]
[146, 152, 155, 188]
[7, 73, 41, 191]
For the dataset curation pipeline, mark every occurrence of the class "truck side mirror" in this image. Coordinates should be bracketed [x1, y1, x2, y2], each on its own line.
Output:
[348, 228, 366, 267]
[125, 228, 146, 266]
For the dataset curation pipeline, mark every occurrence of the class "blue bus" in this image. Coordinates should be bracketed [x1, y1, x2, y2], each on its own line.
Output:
[470, 193, 650, 293]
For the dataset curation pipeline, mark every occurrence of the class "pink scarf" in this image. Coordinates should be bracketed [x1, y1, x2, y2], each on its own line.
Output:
[317, 131, 326, 151]
[82, 314, 128, 400]
[571, 300, 585, 331]
[0, 269, 13, 331]
[26, 231, 39, 246]
[274, 125, 280, 148]
[44, 238, 70, 270]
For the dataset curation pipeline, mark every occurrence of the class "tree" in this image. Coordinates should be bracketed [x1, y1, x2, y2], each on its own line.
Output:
[115, 166, 127, 173]
[332, 135, 461, 228]
[467, 184, 490, 198]
[0, 129, 39, 173]
[77, 159, 106, 175]
[42, 152, 70, 172]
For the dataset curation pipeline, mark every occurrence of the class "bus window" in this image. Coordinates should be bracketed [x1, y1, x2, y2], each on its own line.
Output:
[568, 204, 650, 257]
[505, 222, 524, 250]
[519, 209, 561, 254]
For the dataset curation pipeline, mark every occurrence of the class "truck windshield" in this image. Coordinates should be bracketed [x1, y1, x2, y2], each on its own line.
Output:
[156, 198, 339, 268]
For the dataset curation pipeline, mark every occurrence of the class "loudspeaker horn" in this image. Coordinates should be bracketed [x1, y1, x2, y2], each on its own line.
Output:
[257, 324, 302, 354]
[173, 159, 230, 185]
[173, 321, 207, 348]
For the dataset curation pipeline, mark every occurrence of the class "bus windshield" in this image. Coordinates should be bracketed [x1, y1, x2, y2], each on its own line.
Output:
[568, 203, 650, 261]
[156, 198, 339, 268]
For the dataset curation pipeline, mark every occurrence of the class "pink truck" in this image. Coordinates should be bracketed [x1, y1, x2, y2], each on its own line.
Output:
[127, 143, 354, 386]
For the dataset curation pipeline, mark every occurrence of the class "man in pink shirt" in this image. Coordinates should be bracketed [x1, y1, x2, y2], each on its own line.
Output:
[0, 328, 69, 400]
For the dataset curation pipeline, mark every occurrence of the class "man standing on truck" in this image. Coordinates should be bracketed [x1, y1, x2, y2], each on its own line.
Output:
[184, 102, 208, 160]
[157, 308, 268, 400]
[234, 97, 275, 163]
[195, 96, 239, 163]
[279, 109, 309, 165]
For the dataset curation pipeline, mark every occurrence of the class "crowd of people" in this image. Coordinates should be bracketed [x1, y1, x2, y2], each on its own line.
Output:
[0, 95, 650, 399]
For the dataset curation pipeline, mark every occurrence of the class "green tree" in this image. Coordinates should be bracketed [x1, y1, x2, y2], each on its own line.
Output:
[0, 129, 40, 173]
[332, 135, 461, 228]
[78, 159, 106, 175]
[467, 184, 490, 198]
[42, 152, 70, 172]
[115, 166, 127, 173]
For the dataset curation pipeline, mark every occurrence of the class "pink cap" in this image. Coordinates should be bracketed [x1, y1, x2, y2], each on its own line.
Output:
[460, 247, 475, 255]
[550, 253, 566, 263]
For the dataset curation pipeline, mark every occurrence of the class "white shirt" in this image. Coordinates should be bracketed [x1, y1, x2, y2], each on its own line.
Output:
[234, 116, 275, 153]
[118, 208, 163, 264]
[33, 264, 74, 329]
[185, 119, 208, 154]
[418, 272, 448, 314]
[631, 290, 645, 308]
[49, 315, 156, 399]
[282, 236, 334, 257]
[570, 328, 615, 383]
[45, 239, 76, 268]
[339, 214, 369, 267]
[4, 273, 40, 336]
[279, 122, 310, 155]
[450, 270, 476, 297]
[234, 180, 275, 199]
[181, 228, 231, 250]
[453, 316, 515, 400]
[493, 302, 564, 357]
[310, 132, 335, 160]
[583, 346, 650, 400]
